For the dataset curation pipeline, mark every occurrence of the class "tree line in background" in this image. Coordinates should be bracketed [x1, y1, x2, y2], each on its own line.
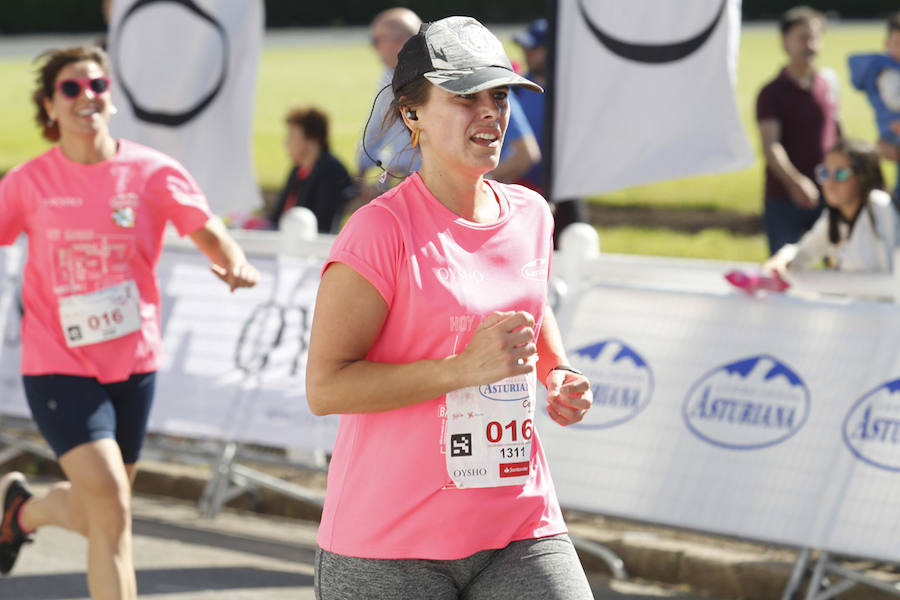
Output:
[0, 0, 896, 35]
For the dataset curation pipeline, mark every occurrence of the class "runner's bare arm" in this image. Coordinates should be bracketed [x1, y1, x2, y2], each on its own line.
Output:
[306, 262, 535, 415]
[189, 217, 259, 291]
[536, 306, 592, 426]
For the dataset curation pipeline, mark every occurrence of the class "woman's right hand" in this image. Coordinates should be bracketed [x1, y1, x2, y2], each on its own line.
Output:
[451, 311, 537, 389]
[763, 253, 791, 277]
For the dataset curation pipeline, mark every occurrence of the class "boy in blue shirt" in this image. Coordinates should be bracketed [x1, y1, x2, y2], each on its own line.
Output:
[849, 12, 900, 198]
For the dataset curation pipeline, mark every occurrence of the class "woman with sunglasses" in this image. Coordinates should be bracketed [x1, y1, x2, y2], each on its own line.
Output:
[765, 139, 896, 274]
[0, 46, 259, 599]
[306, 17, 594, 599]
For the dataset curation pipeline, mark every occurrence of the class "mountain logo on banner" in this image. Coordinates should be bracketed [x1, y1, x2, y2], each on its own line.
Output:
[843, 378, 900, 472]
[112, 0, 228, 126]
[567, 339, 654, 429]
[683, 355, 810, 450]
[578, 0, 726, 64]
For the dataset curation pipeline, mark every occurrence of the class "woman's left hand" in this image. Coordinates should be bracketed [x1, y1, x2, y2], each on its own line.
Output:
[210, 261, 260, 291]
[545, 369, 593, 426]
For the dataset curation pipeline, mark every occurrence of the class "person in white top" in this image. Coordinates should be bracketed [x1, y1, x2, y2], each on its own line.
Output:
[765, 139, 896, 273]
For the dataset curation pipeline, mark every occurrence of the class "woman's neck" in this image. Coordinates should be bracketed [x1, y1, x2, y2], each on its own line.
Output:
[785, 60, 815, 87]
[58, 132, 117, 165]
[838, 199, 864, 223]
[301, 145, 323, 172]
[418, 164, 498, 223]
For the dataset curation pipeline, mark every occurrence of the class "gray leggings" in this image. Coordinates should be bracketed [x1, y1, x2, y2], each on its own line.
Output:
[314, 534, 594, 600]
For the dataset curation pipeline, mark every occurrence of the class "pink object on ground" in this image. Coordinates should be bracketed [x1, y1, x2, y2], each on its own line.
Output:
[725, 269, 790, 294]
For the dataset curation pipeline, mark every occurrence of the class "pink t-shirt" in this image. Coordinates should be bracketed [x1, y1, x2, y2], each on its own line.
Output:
[317, 172, 566, 559]
[0, 140, 212, 383]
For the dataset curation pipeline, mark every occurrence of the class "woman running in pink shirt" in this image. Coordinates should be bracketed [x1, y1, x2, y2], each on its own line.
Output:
[306, 17, 594, 600]
[0, 45, 258, 599]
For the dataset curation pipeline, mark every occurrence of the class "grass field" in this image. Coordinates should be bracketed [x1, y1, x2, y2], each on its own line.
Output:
[0, 23, 894, 261]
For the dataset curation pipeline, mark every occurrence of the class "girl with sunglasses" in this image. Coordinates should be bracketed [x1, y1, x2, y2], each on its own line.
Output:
[306, 17, 594, 599]
[765, 139, 896, 274]
[0, 46, 259, 599]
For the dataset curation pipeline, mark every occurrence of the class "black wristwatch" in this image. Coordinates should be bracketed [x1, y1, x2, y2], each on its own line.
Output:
[551, 365, 583, 376]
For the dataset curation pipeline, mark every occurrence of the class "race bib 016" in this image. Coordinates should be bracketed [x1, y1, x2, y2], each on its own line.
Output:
[58, 280, 141, 348]
[444, 371, 536, 488]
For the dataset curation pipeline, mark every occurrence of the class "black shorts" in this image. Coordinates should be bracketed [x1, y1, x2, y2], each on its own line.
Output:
[22, 372, 155, 463]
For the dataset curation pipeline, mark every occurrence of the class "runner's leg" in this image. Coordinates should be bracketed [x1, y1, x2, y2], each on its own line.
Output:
[462, 534, 593, 600]
[315, 547, 460, 600]
[59, 439, 136, 600]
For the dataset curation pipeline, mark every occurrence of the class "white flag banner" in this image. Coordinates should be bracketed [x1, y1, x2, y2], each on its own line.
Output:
[107, 0, 263, 214]
[551, 0, 753, 198]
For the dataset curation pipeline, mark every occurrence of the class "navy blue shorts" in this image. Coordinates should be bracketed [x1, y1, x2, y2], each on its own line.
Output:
[22, 372, 155, 464]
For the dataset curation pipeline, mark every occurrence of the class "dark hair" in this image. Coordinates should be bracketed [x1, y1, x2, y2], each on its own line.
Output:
[386, 76, 432, 135]
[780, 6, 825, 36]
[825, 139, 887, 244]
[285, 106, 329, 151]
[32, 46, 110, 142]
[888, 12, 900, 33]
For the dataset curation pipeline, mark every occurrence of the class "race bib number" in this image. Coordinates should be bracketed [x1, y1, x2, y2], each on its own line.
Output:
[444, 371, 536, 488]
[58, 280, 141, 348]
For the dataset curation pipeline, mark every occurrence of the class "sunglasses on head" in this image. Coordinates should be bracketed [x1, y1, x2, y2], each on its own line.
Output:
[55, 76, 111, 99]
[814, 164, 853, 184]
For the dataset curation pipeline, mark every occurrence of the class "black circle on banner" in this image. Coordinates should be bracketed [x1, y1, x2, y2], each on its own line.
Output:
[112, 0, 229, 126]
[578, 0, 726, 64]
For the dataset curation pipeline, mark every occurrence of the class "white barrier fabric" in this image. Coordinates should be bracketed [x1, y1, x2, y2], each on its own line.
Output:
[539, 284, 900, 562]
[0, 242, 24, 417]
[6, 236, 900, 561]
[551, 0, 753, 198]
[0, 244, 338, 452]
[108, 0, 263, 215]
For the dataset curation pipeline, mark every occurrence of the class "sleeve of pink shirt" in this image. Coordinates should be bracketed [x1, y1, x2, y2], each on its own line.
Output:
[0, 166, 27, 245]
[149, 160, 214, 236]
[323, 204, 403, 309]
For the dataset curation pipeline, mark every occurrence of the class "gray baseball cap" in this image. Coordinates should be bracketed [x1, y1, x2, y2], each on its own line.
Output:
[392, 16, 544, 95]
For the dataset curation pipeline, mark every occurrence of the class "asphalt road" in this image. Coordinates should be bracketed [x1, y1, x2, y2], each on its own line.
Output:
[0, 481, 706, 600]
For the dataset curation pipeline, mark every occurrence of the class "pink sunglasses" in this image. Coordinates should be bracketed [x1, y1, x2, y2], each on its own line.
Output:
[55, 76, 111, 99]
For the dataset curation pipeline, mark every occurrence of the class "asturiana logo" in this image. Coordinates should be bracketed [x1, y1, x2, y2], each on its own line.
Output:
[479, 376, 531, 402]
[568, 339, 654, 429]
[520, 258, 549, 282]
[843, 378, 900, 472]
[683, 355, 810, 450]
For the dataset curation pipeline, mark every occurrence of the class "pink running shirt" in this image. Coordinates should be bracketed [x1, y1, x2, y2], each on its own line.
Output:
[0, 140, 212, 383]
[317, 172, 566, 559]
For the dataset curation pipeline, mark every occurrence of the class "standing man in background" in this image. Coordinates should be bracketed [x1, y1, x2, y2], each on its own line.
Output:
[756, 6, 841, 255]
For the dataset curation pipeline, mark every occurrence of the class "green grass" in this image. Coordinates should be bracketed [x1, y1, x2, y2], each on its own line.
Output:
[597, 227, 769, 261]
[0, 56, 51, 169]
[0, 25, 895, 260]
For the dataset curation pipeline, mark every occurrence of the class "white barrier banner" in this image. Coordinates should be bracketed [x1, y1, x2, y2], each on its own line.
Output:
[0, 242, 25, 417]
[0, 244, 338, 452]
[107, 0, 263, 215]
[539, 284, 900, 562]
[551, 0, 753, 198]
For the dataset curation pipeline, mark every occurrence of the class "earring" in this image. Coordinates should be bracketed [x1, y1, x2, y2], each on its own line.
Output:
[109, 104, 118, 115]
[410, 129, 420, 148]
